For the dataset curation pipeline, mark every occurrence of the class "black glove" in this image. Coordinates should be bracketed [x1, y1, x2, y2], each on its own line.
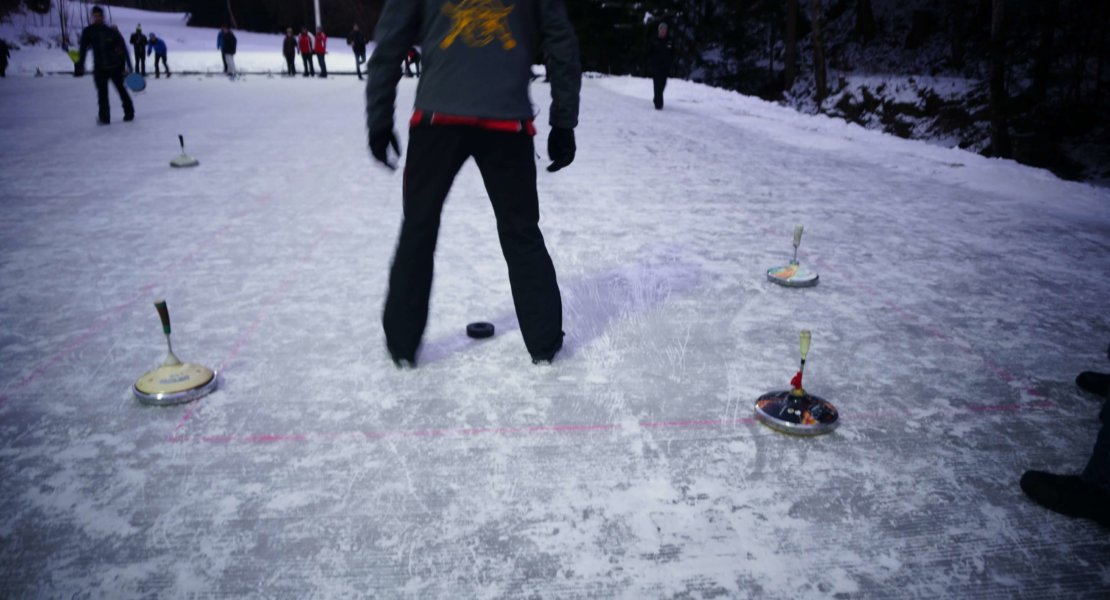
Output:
[369, 129, 401, 170]
[546, 127, 575, 172]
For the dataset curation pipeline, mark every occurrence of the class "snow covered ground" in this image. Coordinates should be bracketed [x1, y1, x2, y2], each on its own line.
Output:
[2, 7, 1110, 600]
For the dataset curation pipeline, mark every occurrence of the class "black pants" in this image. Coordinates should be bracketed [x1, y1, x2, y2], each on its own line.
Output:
[383, 125, 563, 361]
[93, 68, 134, 123]
[315, 53, 327, 77]
[301, 53, 314, 76]
[354, 50, 365, 79]
[653, 75, 667, 109]
[133, 49, 145, 75]
[152, 54, 168, 76]
[284, 53, 296, 76]
[221, 51, 227, 73]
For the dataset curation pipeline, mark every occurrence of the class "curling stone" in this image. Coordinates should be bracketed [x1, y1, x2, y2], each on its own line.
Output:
[754, 330, 839, 436]
[170, 135, 199, 168]
[133, 300, 217, 405]
[767, 225, 819, 287]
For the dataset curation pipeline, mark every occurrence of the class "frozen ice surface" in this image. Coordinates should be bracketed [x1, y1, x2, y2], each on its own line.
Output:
[2, 43, 1110, 600]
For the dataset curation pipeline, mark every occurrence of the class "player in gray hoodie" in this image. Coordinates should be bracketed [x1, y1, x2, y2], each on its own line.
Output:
[365, 0, 581, 367]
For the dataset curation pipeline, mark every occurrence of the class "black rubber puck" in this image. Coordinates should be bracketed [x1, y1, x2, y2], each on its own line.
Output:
[467, 322, 495, 339]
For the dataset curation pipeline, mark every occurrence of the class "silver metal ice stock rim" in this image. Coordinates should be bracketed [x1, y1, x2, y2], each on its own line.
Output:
[754, 405, 839, 436]
[766, 271, 820, 287]
[133, 372, 218, 406]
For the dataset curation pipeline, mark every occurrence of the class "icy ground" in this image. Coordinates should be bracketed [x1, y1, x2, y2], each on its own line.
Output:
[2, 41, 1110, 600]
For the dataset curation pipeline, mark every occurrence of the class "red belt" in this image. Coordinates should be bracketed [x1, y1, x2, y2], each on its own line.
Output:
[410, 110, 536, 136]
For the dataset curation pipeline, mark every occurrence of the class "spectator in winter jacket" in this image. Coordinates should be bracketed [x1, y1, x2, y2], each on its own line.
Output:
[76, 5, 134, 125]
[314, 28, 328, 78]
[297, 27, 314, 77]
[147, 32, 169, 78]
[221, 26, 238, 77]
[129, 25, 146, 75]
[282, 28, 297, 76]
[1021, 344, 1110, 526]
[347, 24, 367, 80]
[648, 22, 673, 110]
[366, 0, 581, 368]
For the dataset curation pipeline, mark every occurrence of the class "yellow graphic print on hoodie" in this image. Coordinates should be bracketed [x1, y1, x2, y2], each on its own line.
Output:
[440, 0, 517, 50]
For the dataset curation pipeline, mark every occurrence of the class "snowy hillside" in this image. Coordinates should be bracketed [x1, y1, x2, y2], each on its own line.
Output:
[2, 4, 1110, 600]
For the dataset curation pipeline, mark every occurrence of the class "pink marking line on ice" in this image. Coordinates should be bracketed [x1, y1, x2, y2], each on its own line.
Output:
[0, 196, 273, 408]
[171, 228, 332, 435]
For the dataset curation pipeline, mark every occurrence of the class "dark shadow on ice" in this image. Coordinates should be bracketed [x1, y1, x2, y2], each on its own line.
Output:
[417, 244, 706, 365]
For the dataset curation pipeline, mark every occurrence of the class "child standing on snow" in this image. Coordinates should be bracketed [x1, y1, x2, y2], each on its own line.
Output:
[147, 32, 169, 78]
[298, 27, 314, 77]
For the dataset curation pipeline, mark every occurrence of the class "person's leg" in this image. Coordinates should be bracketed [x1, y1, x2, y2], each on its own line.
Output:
[153, 54, 160, 77]
[317, 53, 327, 77]
[109, 68, 134, 119]
[472, 128, 564, 361]
[382, 125, 470, 364]
[653, 76, 665, 109]
[93, 70, 110, 123]
[226, 54, 236, 76]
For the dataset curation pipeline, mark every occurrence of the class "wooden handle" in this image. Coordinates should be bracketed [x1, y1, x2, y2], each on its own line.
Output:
[154, 300, 171, 335]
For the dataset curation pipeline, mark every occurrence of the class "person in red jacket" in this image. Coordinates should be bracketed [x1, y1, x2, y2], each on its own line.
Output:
[314, 28, 328, 78]
[297, 27, 314, 77]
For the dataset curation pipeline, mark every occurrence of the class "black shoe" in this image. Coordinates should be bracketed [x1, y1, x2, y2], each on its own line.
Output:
[392, 358, 416, 370]
[96, 117, 109, 126]
[530, 334, 564, 366]
[123, 113, 134, 122]
[1020, 471, 1110, 526]
[1076, 371, 1110, 397]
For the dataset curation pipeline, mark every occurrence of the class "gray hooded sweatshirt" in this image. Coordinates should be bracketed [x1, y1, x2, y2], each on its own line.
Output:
[365, 0, 581, 134]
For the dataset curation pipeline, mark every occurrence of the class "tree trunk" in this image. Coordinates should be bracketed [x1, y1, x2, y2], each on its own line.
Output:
[1031, 0, 1058, 103]
[989, 0, 1010, 158]
[226, 0, 239, 29]
[811, 0, 828, 106]
[856, 0, 876, 43]
[784, 0, 798, 90]
[944, 0, 966, 68]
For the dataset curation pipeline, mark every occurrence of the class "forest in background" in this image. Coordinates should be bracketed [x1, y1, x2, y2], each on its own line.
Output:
[2, 0, 1108, 181]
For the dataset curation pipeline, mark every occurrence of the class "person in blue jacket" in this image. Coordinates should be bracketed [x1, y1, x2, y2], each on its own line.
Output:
[216, 27, 227, 73]
[147, 32, 169, 78]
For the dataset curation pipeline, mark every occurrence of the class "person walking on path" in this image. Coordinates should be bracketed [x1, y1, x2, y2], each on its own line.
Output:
[347, 24, 367, 80]
[1021, 345, 1110, 526]
[297, 27, 314, 77]
[365, 0, 581, 368]
[648, 22, 673, 110]
[76, 5, 134, 125]
[147, 32, 169, 77]
[282, 28, 297, 76]
[220, 25, 238, 78]
[128, 24, 146, 75]
[314, 28, 328, 78]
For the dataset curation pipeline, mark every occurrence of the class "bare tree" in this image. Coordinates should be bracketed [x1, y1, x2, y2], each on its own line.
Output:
[1032, 0, 1058, 102]
[811, 0, 828, 106]
[784, 0, 798, 90]
[989, 0, 1009, 157]
[856, 0, 876, 43]
[943, 0, 966, 68]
